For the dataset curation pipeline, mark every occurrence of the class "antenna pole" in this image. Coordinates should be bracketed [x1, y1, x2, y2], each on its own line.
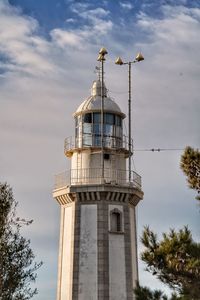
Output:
[97, 47, 108, 182]
[115, 52, 144, 184]
[128, 62, 131, 182]
[101, 59, 104, 180]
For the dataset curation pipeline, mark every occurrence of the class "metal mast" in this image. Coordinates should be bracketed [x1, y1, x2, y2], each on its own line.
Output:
[97, 47, 108, 181]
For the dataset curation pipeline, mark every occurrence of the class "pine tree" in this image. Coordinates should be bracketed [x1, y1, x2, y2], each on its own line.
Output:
[180, 146, 200, 200]
[139, 226, 200, 299]
[0, 182, 42, 300]
[134, 283, 182, 300]
[135, 147, 200, 300]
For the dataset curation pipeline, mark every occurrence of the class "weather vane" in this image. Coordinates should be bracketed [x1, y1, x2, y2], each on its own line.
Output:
[94, 65, 101, 80]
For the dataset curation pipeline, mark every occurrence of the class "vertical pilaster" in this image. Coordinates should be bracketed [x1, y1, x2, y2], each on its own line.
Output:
[124, 204, 134, 300]
[97, 200, 109, 299]
[129, 205, 139, 298]
[72, 203, 80, 300]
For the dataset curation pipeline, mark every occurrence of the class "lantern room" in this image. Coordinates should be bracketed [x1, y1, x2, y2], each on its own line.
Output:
[73, 80, 126, 150]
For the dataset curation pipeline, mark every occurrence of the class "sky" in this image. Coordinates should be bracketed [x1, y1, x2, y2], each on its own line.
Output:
[0, 0, 199, 299]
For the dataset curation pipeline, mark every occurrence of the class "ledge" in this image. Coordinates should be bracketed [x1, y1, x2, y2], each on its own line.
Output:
[53, 183, 143, 206]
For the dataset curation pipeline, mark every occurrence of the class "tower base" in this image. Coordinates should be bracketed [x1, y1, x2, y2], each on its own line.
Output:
[53, 184, 143, 300]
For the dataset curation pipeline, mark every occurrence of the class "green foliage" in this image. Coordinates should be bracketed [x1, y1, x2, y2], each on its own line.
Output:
[180, 146, 200, 200]
[140, 226, 200, 299]
[134, 283, 182, 300]
[0, 182, 42, 300]
[135, 147, 200, 300]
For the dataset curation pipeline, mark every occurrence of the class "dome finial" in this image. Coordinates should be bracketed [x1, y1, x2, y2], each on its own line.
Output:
[91, 80, 107, 97]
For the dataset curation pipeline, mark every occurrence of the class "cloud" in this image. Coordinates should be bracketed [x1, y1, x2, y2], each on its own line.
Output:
[50, 6, 113, 49]
[65, 18, 75, 23]
[79, 7, 110, 18]
[135, 5, 200, 78]
[0, 1, 113, 76]
[72, 5, 112, 34]
[70, 2, 90, 13]
[0, 1, 54, 76]
[0, 1, 200, 299]
[51, 29, 83, 48]
[119, 2, 133, 10]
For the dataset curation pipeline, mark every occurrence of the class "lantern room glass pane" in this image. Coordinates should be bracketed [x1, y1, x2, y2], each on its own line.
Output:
[116, 115, 122, 126]
[104, 124, 113, 136]
[116, 126, 122, 138]
[83, 113, 92, 123]
[83, 134, 92, 146]
[94, 135, 101, 146]
[93, 124, 101, 134]
[93, 112, 101, 123]
[83, 123, 92, 134]
[105, 113, 115, 125]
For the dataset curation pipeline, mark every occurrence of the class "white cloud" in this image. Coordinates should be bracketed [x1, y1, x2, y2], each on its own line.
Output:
[70, 2, 90, 14]
[0, 1, 113, 70]
[0, 1, 54, 76]
[51, 29, 83, 48]
[136, 6, 200, 72]
[71, 4, 112, 33]
[65, 18, 75, 23]
[79, 7, 110, 18]
[119, 2, 133, 10]
[0, 1, 200, 299]
[50, 6, 113, 49]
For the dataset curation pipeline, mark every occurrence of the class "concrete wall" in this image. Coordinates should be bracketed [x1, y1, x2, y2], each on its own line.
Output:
[72, 151, 127, 171]
[78, 204, 98, 300]
[71, 151, 126, 185]
[58, 203, 75, 300]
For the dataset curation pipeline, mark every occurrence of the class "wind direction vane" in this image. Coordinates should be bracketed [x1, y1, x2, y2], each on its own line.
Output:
[94, 65, 101, 80]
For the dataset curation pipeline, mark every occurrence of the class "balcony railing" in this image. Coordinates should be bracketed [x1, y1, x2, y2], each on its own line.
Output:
[54, 168, 141, 190]
[64, 135, 133, 154]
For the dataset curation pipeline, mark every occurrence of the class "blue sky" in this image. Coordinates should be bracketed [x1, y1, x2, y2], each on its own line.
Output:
[0, 0, 200, 299]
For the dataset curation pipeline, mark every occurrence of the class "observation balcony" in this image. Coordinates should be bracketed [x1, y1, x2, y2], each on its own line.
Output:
[54, 168, 141, 191]
[64, 135, 133, 157]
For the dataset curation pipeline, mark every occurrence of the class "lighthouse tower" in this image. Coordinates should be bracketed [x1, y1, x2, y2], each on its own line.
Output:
[53, 60, 143, 300]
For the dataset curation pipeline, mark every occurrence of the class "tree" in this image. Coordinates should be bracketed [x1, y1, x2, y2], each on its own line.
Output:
[134, 283, 182, 300]
[139, 226, 200, 300]
[135, 147, 200, 300]
[0, 182, 42, 300]
[180, 146, 200, 201]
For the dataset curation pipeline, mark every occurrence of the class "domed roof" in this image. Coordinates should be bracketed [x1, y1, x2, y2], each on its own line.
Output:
[74, 80, 125, 118]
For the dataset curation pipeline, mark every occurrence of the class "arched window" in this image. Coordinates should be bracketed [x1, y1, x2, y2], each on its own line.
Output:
[110, 210, 122, 232]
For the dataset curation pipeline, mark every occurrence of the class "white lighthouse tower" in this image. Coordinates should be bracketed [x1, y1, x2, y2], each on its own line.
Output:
[53, 50, 143, 300]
